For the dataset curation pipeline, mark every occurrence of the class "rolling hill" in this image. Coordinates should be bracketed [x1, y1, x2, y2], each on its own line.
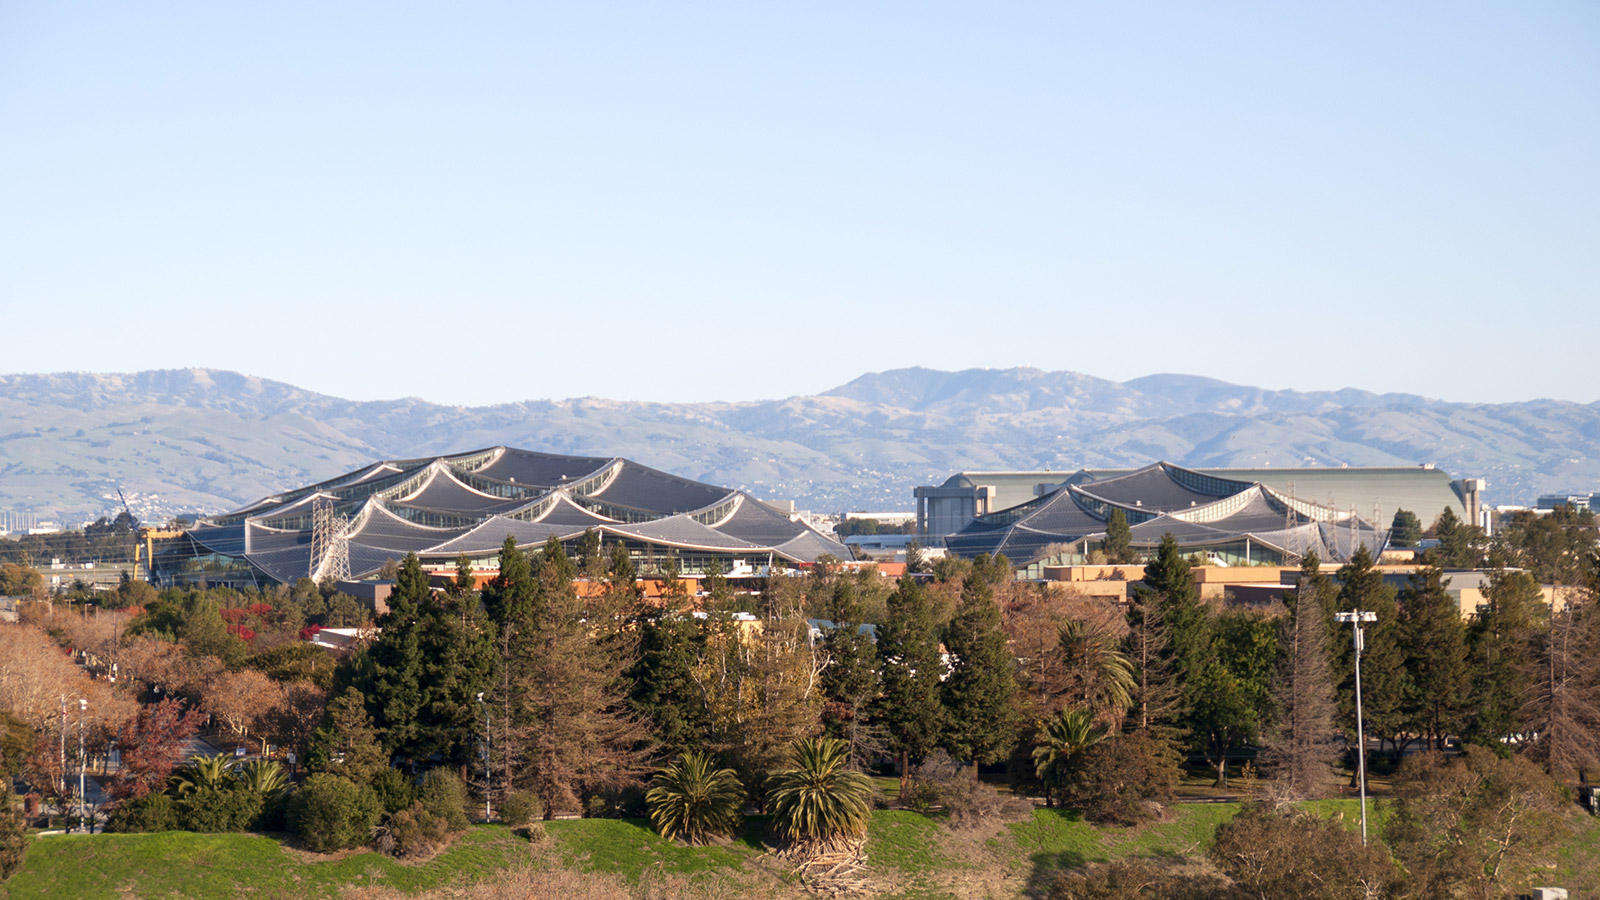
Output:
[1, 367, 1596, 525]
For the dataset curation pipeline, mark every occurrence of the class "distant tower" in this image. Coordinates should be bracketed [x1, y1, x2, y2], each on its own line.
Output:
[310, 496, 351, 582]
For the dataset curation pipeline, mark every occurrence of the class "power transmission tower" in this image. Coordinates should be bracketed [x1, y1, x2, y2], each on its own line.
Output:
[310, 496, 351, 582]
[1282, 480, 1303, 563]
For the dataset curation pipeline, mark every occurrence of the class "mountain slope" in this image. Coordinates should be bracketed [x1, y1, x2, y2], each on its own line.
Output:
[1, 368, 1595, 524]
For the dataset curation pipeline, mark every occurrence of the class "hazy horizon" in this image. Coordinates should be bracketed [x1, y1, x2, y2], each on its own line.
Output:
[3, 363, 1598, 409]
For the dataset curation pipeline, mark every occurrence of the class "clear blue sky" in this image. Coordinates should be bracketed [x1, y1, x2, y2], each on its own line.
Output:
[3, 2, 1596, 406]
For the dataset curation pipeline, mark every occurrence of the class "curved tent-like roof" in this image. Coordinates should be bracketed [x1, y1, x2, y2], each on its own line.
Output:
[944, 462, 1388, 569]
[156, 446, 848, 585]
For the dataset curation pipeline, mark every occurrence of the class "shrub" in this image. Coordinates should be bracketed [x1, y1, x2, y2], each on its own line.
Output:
[1384, 747, 1568, 900]
[498, 790, 540, 827]
[902, 750, 1027, 828]
[175, 786, 264, 833]
[289, 774, 382, 852]
[377, 802, 450, 859]
[0, 803, 25, 881]
[1048, 860, 1226, 900]
[645, 751, 744, 845]
[370, 768, 417, 816]
[1062, 731, 1178, 825]
[105, 792, 177, 833]
[416, 768, 470, 831]
[1210, 805, 1396, 900]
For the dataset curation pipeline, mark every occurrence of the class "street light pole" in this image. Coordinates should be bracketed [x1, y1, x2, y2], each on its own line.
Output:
[1334, 609, 1378, 845]
[477, 693, 490, 822]
[78, 698, 88, 832]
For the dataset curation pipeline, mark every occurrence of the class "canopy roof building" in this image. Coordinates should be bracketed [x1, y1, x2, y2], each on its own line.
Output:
[150, 447, 849, 588]
[939, 462, 1390, 576]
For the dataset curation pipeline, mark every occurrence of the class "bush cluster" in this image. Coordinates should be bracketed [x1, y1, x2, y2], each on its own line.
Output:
[288, 774, 382, 853]
[498, 790, 539, 827]
[0, 803, 26, 882]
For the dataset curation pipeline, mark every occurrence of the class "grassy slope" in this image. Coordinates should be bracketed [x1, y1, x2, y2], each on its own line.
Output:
[6, 803, 1598, 900]
[0, 826, 529, 900]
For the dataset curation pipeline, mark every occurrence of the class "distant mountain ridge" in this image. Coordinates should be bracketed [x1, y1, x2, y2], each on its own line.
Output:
[2, 367, 1596, 524]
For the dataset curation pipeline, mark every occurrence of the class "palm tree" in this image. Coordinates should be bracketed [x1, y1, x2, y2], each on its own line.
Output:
[237, 759, 289, 797]
[1032, 707, 1108, 807]
[168, 753, 235, 796]
[645, 751, 745, 845]
[767, 737, 874, 849]
[1058, 619, 1135, 717]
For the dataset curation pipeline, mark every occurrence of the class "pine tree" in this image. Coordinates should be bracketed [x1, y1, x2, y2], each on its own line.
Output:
[481, 536, 535, 628]
[1390, 510, 1423, 548]
[577, 528, 605, 579]
[874, 576, 946, 795]
[367, 554, 428, 758]
[483, 538, 536, 802]
[819, 578, 883, 766]
[628, 613, 710, 758]
[1331, 546, 1404, 763]
[1260, 554, 1339, 798]
[940, 563, 1019, 768]
[449, 553, 476, 598]
[306, 686, 388, 784]
[1463, 568, 1543, 751]
[1398, 566, 1468, 751]
[415, 553, 499, 768]
[506, 542, 652, 817]
[1142, 534, 1208, 679]
[1103, 510, 1134, 564]
[1433, 507, 1481, 568]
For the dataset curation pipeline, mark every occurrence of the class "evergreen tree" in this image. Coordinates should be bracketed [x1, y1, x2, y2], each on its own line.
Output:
[1260, 554, 1340, 798]
[819, 579, 883, 766]
[180, 593, 247, 666]
[1188, 611, 1276, 788]
[415, 553, 499, 767]
[874, 576, 946, 795]
[1331, 546, 1404, 764]
[940, 561, 1019, 768]
[505, 541, 652, 817]
[1390, 509, 1423, 548]
[1397, 566, 1468, 750]
[628, 612, 710, 759]
[482, 538, 536, 803]
[1463, 568, 1543, 752]
[1495, 504, 1599, 586]
[1432, 507, 1481, 568]
[449, 553, 475, 598]
[367, 554, 428, 758]
[306, 687, 388, 784]
[1103, 509, 1134, 564]
[1142, 534, 1208, 679]
[577, 528, 604, 579]
[608, 541, 637, 596]
[481, 536, 535, 628]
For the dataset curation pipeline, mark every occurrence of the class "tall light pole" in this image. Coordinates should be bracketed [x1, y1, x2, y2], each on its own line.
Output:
[1335, 609, 1378, 845]
[77, 698, 88, 832]
[58, 696, 68, 826]
[477, 692, 490, 822]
